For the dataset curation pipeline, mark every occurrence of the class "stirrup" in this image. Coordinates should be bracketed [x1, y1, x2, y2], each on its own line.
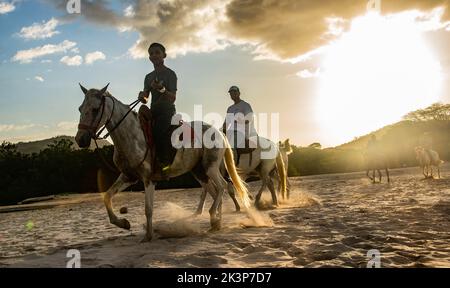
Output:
[150, 164, 171, 181]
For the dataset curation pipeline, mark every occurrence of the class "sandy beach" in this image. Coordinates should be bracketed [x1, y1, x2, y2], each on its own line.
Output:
[1, 164, 449, 268]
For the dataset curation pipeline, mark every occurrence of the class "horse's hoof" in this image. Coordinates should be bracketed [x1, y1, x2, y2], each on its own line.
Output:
[140, 235, 153, 243]
[209, 220, 221, 232]
[208, 226, 221, 233]
[118, 218, 131, 230]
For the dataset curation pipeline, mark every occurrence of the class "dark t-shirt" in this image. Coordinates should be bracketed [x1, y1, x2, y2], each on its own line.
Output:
[144, 67, 177, 105]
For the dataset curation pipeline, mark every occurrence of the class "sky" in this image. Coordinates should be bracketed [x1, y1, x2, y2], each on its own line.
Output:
[0, 0, 449, 147]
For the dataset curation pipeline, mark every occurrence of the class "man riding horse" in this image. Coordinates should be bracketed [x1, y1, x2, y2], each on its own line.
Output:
[138, 43, 177, 180]
[222, 85, 258, 166]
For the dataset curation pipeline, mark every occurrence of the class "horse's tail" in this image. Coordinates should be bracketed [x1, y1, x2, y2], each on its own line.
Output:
[223, 139, 251, 209]
[276, 150, 287, 199]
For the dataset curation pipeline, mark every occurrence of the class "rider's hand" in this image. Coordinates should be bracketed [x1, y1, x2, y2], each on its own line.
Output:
[138, 91, 149, 104]
[150, 79, 163, 90]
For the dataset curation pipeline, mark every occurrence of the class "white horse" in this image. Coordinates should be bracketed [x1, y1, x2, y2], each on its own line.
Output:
[415, 146, 444, 179]
[270, 139, 293, 199]
[75, 84, 251, 241]
[195, 136, 287, 213]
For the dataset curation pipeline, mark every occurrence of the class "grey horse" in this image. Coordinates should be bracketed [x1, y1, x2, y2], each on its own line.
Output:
[75, 84, 251, 241]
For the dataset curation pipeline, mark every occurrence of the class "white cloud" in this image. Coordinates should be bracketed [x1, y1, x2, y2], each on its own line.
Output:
[127, 39, 147, 59]
[18, 18, 59, 40]
[0, 124, 36, 132]
[0, 1, 15, 15]
[35, 75, 44, 82]
[117, 5, 135, 32]
[12, 40, 77, 63]
[60, 55, 82, 66]
[41, 59, 52, 63]
[118, 26, 133, 33]
[297, 68, 321, 79]
[56, 121, 78, 130]
[85, 51, 106, 65]
[124, 5, 135, 17]
[71, 47, 80, 53]
[0, 122, 80, 143]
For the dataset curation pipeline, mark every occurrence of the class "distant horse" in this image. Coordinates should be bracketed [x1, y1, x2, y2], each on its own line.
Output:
[365, 151, 390, 183]
[270, 139, 293, 199]
[195, 136, 287, 213]
[415, 146, 444, 179]
[75, 84, 251, 241]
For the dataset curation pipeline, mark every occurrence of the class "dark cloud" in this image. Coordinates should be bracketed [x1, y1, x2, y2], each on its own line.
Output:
[48, 0, 449, 60]
[50, 0, 228, 58]
[225, 0, 449, 59]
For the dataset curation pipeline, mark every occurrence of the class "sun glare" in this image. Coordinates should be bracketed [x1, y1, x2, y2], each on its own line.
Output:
[317, 12, 442, 146]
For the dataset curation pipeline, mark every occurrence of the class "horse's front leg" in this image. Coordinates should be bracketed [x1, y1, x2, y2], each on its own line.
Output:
[195, 187, 208, 216]
[377, 169, 382, 182]
[104, 173, 136, 230]
[255, 179, 267, 209]
[142, 179, 156, 242]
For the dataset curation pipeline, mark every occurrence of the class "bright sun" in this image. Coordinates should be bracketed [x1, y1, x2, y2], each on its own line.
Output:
[317, 12, 442, 146]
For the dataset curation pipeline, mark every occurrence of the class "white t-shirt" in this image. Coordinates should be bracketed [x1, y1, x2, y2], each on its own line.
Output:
[224, 100, 257, 138]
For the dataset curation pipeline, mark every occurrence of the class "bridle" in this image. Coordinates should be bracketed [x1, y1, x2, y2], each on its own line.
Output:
[77, 91, 145, 172]
[78, 93, 140, 140]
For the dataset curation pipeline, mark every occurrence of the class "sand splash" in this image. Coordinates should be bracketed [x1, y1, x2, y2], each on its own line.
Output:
[153, 202, 203, 238]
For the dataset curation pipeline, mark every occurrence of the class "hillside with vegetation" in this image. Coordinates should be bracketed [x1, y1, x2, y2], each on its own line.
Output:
[287, 103, 450, 176]
[1, 103, 448, 206]
[14, 135, 111, 154]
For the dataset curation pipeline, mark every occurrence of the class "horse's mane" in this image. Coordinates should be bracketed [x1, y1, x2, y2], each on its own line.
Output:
[105, 91, 139, 119]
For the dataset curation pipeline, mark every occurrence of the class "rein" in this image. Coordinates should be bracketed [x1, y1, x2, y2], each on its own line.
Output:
[78, 95, 148, 173]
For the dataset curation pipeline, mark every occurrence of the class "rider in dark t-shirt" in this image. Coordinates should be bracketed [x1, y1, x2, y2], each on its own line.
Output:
[138, 43, 177, 177]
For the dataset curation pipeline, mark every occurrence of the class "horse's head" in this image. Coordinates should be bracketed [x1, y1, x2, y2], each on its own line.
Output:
[279, 139, 293, 154]
[75, 83, 110, 148]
